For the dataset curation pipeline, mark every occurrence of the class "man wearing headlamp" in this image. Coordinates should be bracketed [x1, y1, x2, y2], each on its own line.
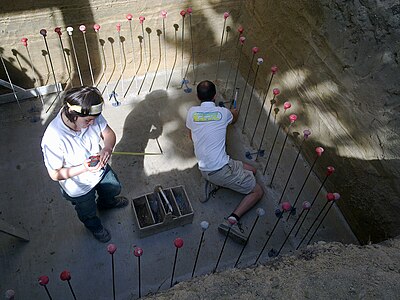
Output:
[41, 86, 127, 242]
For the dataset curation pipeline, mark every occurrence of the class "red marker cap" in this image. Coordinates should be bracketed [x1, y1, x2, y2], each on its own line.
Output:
[174, 238, 184, 248]
[60, 270, 71, 281]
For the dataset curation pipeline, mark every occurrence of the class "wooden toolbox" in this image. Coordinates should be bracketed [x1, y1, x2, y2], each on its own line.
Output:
[131, 185, 194, 238]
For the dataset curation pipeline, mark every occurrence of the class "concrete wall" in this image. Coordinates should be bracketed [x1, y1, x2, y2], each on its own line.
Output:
[1, 0, 399, 243]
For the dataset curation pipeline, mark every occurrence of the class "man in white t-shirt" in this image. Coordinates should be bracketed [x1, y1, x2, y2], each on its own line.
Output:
[41, 86, 128, 243]
[186, 80, 264, 244]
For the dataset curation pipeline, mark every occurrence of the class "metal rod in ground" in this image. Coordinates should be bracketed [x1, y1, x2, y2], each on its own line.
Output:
[137, 27, 152, 95]
[214, 219, 235, 273]
[306, 193, 340, 245]
[170, 238, 183, 287]
[254, 202, 291, 265]
[124, 33, 143, 97]
[21, 38, 44, 105]
[66, 27, 83, 86]
[187, 8, 196, 84]
[94, 24, 108, 92]
[191, 221, 209, 278]
[113, 24, 127, 95]
[79, 25, 95, 86]
[139, 16, 147, 69]
[180, 10, 186, 80]
[296, 193, 335, 250]
[0, 53, 21, 112]
[134, 247, 143, 298]
[126, 14, 138, 91]
[40, 29, 62, 113]
[166, 24, 178, 89]
[38, 276, 52, 300]
[269, 115, 297, 186]
[278, 130, 311, 204]
[255, 97, 275, 160]
[60, 271, 77, 300]
[250, 76, 278, 146]
[161, 10, 168, 86]
[294, 166, 335, 237]
[107, 244, 117, 300]
[54, 28, 73, 88]
[238, 48, 258, 112]
[225, 26, 243, 91]
[234, 208, 265, 268]
[263, 103, 291, 175]
[215, 12, 229, 81]
[286, 147, 325, 221]
[149, 30, 162, 92]
[276, 201, 311, 256]
[230, 37, 245, 100]
[242, 57, 263, 133]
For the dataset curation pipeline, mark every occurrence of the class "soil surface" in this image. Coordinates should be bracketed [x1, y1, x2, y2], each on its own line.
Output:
[144, 237, 400, 299]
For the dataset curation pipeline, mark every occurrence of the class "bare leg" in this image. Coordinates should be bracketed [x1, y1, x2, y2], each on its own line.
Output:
[233, 183, 264, 218]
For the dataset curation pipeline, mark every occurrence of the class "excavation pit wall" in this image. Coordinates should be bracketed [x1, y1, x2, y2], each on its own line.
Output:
[1, 0, 399, 243]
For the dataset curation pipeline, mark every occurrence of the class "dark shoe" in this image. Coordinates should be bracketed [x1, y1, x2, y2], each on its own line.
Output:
[92, 227, 111, 243]
[98, 196, 129, 210]
[218, 219, 247, 245]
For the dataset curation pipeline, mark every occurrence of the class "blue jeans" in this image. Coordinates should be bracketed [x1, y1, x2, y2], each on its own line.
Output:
[61, 165, 122, 232]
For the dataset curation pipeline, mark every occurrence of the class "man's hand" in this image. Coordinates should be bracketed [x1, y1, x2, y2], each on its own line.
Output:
[230, 108, 239, 124]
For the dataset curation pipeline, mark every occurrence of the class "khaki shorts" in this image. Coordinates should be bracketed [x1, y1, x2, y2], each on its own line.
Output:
[201, 159, 256, 195]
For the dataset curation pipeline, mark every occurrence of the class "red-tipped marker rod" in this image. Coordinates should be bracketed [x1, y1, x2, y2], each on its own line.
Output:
[238, 47, 259, 112]
[294, 166, 335, 235]
[134, 246, 143, 298]
[161, 10, 168, 85]
[254, 202, 292, 264]
[278, 129, 311, 204]
[40, 29, 62, 113]
[225, 26, 244, 90]
[93, 24, 109, 93]
[230, 36, 246, 100]
[250, 83, 279, 146]
[215, 12, 230, 80]
[60, 270, 77, 300]
[170, 238, 183, 287]
[180, 10, 186, 80]
[263, 102, 292, 174]
[54, 28, 73, 88]
[242, 57, 263, 132]
[306, 193, 340, 245]
[107, 244, 117, 300]
[254, 86, 279, 160]
[276, 201, 311, 256]
[287, 147, 325, 221]
[296, 193, 336, 249]
[269, 114, 298, 186]
[38, 275, 52, 300]
[166, 24, 179, 89]
[187, 7, 196, 84]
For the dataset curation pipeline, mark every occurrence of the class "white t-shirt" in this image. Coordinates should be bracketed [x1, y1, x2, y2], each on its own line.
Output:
[41, 110, 107, 197]
[186, 101, 233, 171]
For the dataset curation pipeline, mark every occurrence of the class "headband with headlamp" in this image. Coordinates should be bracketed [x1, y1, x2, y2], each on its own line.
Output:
[67, 102, 103, 115]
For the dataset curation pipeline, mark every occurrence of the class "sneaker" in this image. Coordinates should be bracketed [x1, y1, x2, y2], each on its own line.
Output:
[218, 218, 247, 245]
[202, 181, 220, 203]
[92, 227, 111, 243]
[98, 196, 129, 210]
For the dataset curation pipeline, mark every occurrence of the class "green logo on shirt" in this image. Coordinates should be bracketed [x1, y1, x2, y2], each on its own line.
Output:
[193, 112, 222, 122]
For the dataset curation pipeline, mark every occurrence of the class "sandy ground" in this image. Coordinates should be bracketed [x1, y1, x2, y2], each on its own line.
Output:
[143, 237, 400, 299]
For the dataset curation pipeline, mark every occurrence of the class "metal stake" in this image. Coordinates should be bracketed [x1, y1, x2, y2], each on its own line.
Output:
[180, 10, 186, 80]
[170, 238, 183, 287]
[54, 28, 72, 88]
[93, 24, 108, 90]
[38, 276, 52, 300]
[215, 12, 230, 81]
[134, 247, 143, 298]
[79, 25, 95, 86]
[166, 24, 179, 89]
[66, 27, 83, 86]
[60, 271, 77, 300]
[225, 26, 244, 91]
[238, 47, 258, 112]
[138, 26, 152, 95]
[242, 57, 263, 132]
[126, 14, 138, 91]
[230, 36, 245, 100]
[107, 244, 117, 300]
[161, 10, 168, 86]
[191, 221, 209, 278]
[187, 8, 196, 84]
[278, 129, 311, 204]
